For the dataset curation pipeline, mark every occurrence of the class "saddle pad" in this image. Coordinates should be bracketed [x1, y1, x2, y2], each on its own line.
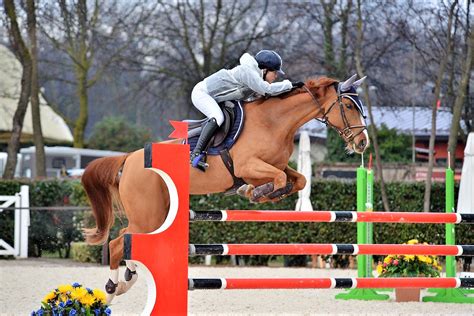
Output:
[188, 101, 244, 155]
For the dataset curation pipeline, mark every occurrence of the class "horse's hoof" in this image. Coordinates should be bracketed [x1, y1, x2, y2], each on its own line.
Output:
[115, 281, 128, 296]
[122, 273, 138, 294]
[237, 184, 254, 197]
[245, 184, 255, 197]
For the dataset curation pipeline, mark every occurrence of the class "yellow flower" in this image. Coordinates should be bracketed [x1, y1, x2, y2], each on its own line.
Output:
[404, 255, 415, 261]
[93, 288, 106, 304]
[383, 256, 392, 264]
[407, 239, 419, 245]
[80, 294, 95, 306]
[376, 264, 383, 275]
[437, 265, 442, 271]
[58, 284, 73, 294]
[42, 291, 56, 303]
[70, 287, 88, 300]
[417, 255, 431, 263]
[58, 294, 69, 303]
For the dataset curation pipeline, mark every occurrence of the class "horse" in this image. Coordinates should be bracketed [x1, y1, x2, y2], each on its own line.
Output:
[81, 75, 370, 303]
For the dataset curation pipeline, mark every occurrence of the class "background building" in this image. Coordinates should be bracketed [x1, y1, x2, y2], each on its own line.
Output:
[0, 44, 73, 150]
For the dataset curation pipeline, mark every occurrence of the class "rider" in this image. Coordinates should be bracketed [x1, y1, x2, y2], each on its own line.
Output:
[190, 49, 305, 169]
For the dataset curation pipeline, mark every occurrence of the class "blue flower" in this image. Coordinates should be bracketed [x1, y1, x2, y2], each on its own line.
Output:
[72, 282, 81, 288]
[105, 307, 112, 315]
[66, 300, 73, 306]
[94, 309, 101, 316]
[36, 310, 44, 316]
[68, 309, 77, 316]
[30, 311, 36, 316]
[86, 287, 93, 294]
[59, 302, 66, 308]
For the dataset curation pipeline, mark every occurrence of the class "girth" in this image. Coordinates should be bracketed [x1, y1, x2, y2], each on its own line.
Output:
[219, 148, 246, 195]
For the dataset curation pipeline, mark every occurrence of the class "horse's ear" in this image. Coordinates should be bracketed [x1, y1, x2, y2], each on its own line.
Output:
[352, 76, 367, 89]
[340, 74, 357, 91]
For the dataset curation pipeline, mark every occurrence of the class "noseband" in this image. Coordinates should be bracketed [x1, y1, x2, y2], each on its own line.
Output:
[303, 83, 367, 143]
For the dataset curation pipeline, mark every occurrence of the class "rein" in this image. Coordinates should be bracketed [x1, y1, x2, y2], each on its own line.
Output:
[303, 84, 367, 143]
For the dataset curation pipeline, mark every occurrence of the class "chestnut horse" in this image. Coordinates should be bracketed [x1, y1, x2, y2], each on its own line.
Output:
[81, 75, 369, 303]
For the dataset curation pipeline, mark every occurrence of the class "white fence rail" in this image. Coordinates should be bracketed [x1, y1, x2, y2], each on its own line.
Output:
[0, 186, 29, 258]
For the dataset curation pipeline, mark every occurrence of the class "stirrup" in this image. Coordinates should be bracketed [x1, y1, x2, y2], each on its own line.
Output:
[191, 153, 209, 171]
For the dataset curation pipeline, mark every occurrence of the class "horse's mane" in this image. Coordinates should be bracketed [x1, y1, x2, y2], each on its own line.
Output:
[275, 76, 339, 100]
[247, 76, 338, 105]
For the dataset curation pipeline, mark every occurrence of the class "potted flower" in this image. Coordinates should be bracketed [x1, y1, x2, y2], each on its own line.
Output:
[376, 239, 442, 302]
[31, 282, 111, 315]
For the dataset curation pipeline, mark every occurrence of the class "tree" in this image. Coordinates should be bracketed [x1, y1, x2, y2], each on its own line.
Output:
[423, 1, 458, 212]
[134, 0, 287, 117]
[354, 0, 391, 212]
[39, 0, 155, 148]
[2, 0, 33, 179]
[88, 116, 153, 152]
[448, 22, 473, 166]
[27, 0, 46, 178]
[284, 0, 353, 79]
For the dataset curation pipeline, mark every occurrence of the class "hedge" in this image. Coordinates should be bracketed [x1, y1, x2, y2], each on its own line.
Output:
[0, 179, 85, 258]
[0, 178, 472, 265]
[188, 181, 472, 266]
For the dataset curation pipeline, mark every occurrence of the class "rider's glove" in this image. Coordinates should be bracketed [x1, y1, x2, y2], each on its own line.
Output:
[292, 81, 305, 88]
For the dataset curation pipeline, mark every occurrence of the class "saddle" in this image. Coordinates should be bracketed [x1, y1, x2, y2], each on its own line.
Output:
[185, 101, 244, 155]
[184, 100, 246, 194]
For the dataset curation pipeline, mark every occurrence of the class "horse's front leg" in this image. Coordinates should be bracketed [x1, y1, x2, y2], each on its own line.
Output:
[257, 165, 307, 202]
[276, 165, 307, 198]
[234, 158, 287, 203]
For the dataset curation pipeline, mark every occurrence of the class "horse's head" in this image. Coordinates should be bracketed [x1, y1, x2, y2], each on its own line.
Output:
[305, 75, 370, 154]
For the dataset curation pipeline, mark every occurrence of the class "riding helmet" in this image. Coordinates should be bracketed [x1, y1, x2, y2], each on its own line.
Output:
[255, 50, 285, 76]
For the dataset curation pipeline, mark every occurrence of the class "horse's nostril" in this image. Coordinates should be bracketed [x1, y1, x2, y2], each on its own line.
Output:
[358, 139, 366, 149]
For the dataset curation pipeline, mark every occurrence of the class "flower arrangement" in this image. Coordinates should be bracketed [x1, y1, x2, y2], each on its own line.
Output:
[31, 282, 111, 316]
[376, 239, 442, 277]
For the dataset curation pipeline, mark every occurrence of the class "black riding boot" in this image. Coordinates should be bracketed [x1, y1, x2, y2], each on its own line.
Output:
[190, 118, 219, 171]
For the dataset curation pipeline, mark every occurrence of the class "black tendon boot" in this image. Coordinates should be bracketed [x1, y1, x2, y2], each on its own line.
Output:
[190, 118, 219, 171]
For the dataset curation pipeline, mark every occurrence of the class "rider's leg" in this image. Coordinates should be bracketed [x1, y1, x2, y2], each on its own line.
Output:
[190, 117, 219, 163]
[190, 81, 224, 166]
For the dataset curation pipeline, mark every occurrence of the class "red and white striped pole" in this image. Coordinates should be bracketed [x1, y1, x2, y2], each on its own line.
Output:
[189, 243, 474, 256]
[189, 277, 474, 290]
[190, 210, 474, 224]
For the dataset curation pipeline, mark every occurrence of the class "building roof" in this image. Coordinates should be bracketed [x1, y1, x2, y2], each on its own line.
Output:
[300, 106, 459, 139]
[0, 44, 73, 143]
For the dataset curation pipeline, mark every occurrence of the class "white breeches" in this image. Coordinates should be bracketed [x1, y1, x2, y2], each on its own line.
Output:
[191, 81, 224, 126]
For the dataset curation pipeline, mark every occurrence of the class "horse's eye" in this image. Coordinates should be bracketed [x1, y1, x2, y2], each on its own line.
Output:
[346, 103, 352, 109]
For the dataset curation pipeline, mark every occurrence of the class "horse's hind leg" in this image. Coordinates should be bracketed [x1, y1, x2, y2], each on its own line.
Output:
[105, 228, 138, 304]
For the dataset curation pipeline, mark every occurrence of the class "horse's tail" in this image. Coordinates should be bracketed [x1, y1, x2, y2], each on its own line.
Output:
[81, 154, 130, 245]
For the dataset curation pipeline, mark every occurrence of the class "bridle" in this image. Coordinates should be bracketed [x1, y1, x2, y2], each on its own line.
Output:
[303, 83, 367, 144]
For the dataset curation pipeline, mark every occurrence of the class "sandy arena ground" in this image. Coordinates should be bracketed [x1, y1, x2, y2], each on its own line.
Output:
[0, 258, 473, 315]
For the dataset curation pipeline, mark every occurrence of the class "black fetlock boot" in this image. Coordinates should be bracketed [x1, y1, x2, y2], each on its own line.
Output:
[190, 118, 219, 171]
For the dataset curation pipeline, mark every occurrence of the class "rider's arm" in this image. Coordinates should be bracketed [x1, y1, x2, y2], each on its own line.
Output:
[236, 66, 293, 96]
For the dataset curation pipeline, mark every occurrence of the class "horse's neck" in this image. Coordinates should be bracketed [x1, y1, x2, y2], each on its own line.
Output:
[249, 92, 327, 137]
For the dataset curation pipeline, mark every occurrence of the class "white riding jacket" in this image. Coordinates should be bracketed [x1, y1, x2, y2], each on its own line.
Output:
[203, 53, 293, 103]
